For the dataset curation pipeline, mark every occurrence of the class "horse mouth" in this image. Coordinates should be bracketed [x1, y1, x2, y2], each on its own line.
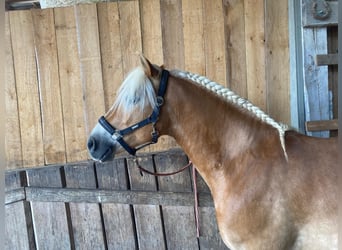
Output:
[98, 147, 114, 162]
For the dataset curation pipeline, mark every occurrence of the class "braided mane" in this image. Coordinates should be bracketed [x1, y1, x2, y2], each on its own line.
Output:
[172, 70, 289, 160]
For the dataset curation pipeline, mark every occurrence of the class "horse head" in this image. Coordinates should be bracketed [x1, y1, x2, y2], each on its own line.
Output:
[87, 55, 166, 161]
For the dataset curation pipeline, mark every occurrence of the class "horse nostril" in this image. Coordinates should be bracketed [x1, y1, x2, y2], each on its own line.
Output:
[87, 137, 96, 151]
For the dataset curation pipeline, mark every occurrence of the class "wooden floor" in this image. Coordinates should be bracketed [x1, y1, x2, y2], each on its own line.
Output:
[5, 150, 228, 250]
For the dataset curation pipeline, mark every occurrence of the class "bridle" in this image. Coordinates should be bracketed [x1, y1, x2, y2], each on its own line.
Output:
[96, 68, 199, 237]
[98, 69, 169, 156]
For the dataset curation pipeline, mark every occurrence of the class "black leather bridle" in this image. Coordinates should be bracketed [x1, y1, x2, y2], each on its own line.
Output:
[98, 69, 169, 156]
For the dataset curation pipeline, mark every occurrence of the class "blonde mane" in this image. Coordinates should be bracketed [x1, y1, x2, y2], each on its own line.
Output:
[172, 70, 289, 160]
[110, 67, 157, 115]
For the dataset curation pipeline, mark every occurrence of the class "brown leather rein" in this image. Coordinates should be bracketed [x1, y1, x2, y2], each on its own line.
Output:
[133, 157, 200, 238]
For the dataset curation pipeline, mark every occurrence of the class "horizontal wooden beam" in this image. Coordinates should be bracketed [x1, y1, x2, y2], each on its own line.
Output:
[5, 188, 26, 204]
[306, 119, 338, 132]
[11, 187, 215, 207]
[315, 54, 338, 66]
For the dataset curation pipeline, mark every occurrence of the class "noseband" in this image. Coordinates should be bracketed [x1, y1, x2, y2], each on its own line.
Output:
[98, 69, 169, 156]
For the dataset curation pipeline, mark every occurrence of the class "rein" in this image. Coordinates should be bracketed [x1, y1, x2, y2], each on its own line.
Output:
[134, 157, 200, 238]
[98, 69, 200, 237]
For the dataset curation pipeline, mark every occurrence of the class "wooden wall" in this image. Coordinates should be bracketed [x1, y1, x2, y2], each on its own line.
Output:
[5, 0, 290, 169]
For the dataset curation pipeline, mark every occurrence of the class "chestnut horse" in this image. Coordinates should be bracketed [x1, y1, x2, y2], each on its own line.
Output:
[87, 56, 337, 250]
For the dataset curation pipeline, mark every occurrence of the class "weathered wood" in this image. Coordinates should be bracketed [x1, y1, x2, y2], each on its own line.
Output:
[5, 12, 23, 169]
[117, 0, 142, 75]
[9, 10, 44, 167]
[140, 0, 178, 153]
[302, 0, 338, 27]
[155, 152, 199, 249]
[97, 2, 124, 111]
[223, 0, 247, 97]
[140, 0, 163, 65]
[127, 156, 166, 249]
[302, 27, 329, 137]
[95, 159, 137, 249]
[64, 162, 105, 249]
[160, 0, 184, 69]
[24, 187, 214, 206]
[5, 202, 30, 250]
[5, 188, 25, 204]
[182, 0, 205, 75]
[26, 166, 71, 250]
[31, 9, 66, 164]
[75, 4, 105, 134]
[265, 0, 290, 124]
[54, 7, 88, 162]
[315, 53, 338, 66]
[202, 0, 227, 85]
[244, 0, 267, 111]
[306, 119, 338, 132]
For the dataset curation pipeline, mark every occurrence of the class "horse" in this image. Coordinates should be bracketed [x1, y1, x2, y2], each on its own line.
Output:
[87, 55, 338, 250]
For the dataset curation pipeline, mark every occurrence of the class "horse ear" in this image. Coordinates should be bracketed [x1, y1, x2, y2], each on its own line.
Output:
[140, 54, 159, 77]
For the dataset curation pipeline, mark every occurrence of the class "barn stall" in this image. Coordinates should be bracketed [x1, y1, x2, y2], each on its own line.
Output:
[5, 0, 338, 249]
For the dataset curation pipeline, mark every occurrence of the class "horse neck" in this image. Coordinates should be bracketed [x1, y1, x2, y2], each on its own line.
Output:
[158, 75, 282, 189]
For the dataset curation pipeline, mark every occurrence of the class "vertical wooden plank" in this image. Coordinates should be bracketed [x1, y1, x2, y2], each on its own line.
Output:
[244, 0, 267, 110]
[64, 162, 105, 249]
[194, 171, 228, 249]
[118, 0, 143, 75]
[160, 0, 184, 69]
[265, 0, 290, 124]
[182, 0, 205, 75]
[5, 171, 30, 250]
[31, 9, 66, 164]
[26, 167, 71, 249]
[155, 152, 198, 249]
[302, 27, 329, 137]
[202, 0, 227, 85]
[141, 0, 179, 153]
[54, 7, 88, 162]
[75, 4, 105, 134]
[140, 0, 163, 65]
[5, 12, 23, 169]
[9, 10, 44, 167]
[327, 26, 338, 137]
[96, 159, 137, 249]
[222, 0, 247, 97]
[97, 2, 124, 110]
[127, 156, 166, 250]
[5, 202, 30, 250]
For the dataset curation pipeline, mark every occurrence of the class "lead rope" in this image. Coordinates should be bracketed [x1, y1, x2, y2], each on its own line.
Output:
[134, 158, 200, 238]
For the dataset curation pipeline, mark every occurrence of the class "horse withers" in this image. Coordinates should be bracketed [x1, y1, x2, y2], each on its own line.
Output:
[87, 56, 338, 250]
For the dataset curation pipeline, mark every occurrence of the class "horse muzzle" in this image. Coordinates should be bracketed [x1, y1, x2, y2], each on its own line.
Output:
[87, 123, 118, 162]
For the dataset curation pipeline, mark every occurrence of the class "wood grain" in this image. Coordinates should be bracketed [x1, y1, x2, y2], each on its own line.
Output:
[75, 4, 105, 134]
[97, 2, 124, 111]
[127, 156, 166, 249]
[96, 159, 137, 249]
[32, 9, 66, 164]
[155, 152, 199, 249]
[54, 6, 88, 162]
[64, 162, 105, 249]
[203, 0, 227, 85]
[265, 0, 290, 124]
[5, 12, 23, 169]
[244, 0, 267, 110]
[9, 10, 44, 167]
[26, 166, 71, 249]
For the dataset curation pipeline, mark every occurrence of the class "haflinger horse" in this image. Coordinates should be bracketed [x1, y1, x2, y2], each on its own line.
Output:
[87, 55, 337, 250]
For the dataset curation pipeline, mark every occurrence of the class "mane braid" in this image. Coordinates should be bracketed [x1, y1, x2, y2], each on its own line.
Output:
[173, 70, 289, 160]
